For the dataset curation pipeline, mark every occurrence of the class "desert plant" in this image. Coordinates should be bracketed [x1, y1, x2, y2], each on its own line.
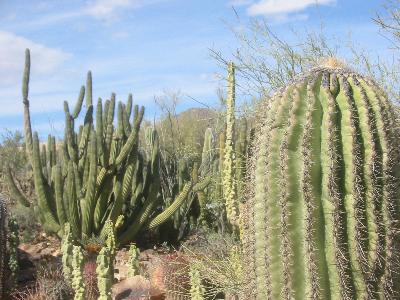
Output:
[243, 62, 400, 299]
[9, 49, 206, 246]
[96, 246, 113, 300]
[189, 264, 205, 300]
[127, 243, 140, 277]
[71, 245, 85, 300]
[223, 62, 238, 227]
[8, 216, 19, 288]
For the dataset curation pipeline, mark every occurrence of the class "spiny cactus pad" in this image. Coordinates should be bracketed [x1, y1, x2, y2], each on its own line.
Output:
[243, 67, 400, 299]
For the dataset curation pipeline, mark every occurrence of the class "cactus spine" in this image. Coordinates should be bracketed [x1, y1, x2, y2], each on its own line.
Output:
[243, 66, 400, 299]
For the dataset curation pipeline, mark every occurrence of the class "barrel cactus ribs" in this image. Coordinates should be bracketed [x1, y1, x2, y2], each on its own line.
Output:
[243, 62, 400, 299]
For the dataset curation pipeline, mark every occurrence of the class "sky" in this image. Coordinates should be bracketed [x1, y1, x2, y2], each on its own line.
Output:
[0, 0, 391, 139]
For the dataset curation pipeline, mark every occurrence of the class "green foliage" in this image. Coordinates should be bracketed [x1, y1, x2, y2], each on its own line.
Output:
[243, 66, 400, 299]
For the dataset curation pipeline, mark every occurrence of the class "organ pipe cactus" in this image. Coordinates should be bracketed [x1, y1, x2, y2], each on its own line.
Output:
[223, 62, 238, 227]
[243, 63, 400, 299]
[11, 49, 199, 245]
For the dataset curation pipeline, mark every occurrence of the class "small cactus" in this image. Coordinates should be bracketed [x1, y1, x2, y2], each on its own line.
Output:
[96, 247, 113, 300]
[189, 264, 205, 300]
[127, 244, 140, 277]
[71, 245, 85, 300]
[8, 216, 19, 288]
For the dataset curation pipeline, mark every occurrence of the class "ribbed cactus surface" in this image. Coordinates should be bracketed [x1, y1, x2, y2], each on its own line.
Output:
[243, 66, 400, 299]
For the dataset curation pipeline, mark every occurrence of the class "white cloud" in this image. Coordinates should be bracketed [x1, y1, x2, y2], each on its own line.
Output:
[229, 0, 254, 6]
[85, 0, 161, 21]
[247, 0, 335, 16]
[0, 31, 70, 86]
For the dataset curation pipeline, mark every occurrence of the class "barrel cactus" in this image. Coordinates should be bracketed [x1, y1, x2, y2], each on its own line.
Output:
[243, 63, 400, 299]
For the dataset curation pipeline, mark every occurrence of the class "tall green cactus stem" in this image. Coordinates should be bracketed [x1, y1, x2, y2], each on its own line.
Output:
[0, 196, 7, 298]
[61, 223, 74, 283]
[127, 244, 140, 277]
[223, 62, 238, 226]
[96, 246, 113, 300]
[5, 166, 31, 207]
[22, 49, 33, 161]
[243, 66, 400, 299]
[71, 245, 85, 300]
[189, 264, 205, 300]
[8, 216, 19, 288]
[235, 118, 247, 201]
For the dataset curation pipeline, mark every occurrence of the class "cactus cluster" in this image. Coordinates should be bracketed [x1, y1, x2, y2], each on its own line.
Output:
[8, 49, 201, 246]
[243, 66, 400, 299]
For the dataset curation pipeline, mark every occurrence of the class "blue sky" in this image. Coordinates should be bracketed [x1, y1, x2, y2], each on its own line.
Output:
[0, 0, 391, 139]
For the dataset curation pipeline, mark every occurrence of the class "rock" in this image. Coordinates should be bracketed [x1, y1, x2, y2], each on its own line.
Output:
[112, 275, 151, 300]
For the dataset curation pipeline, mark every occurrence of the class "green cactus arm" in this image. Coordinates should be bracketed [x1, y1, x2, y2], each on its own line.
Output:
[5, 166, 30, 207]
[126, 94, 133, 120]
[96, 98, 105, 165]
[192, 176, 212, 192]
[46, 135, 53, 180]
[223, 62, 238, 226]
[146, 182, 192, 230]
[85, 71, 92, 107]
[64, 101, 79, 163]
[78, 105, 93, 159]
[81, 131, 98, 237]
[116, 101, 125, 139]
[67, 161, 81, 239]
[107, 172, 124, 224]
[118, 176, 160, 245]
[53, 165, 67, 228]
[115, 105, 144, 166]
[32, 132, 60, 233]
[122, 104, 131, 136]
[71, 86, 85, 119]
[22, 49, 33, 160]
